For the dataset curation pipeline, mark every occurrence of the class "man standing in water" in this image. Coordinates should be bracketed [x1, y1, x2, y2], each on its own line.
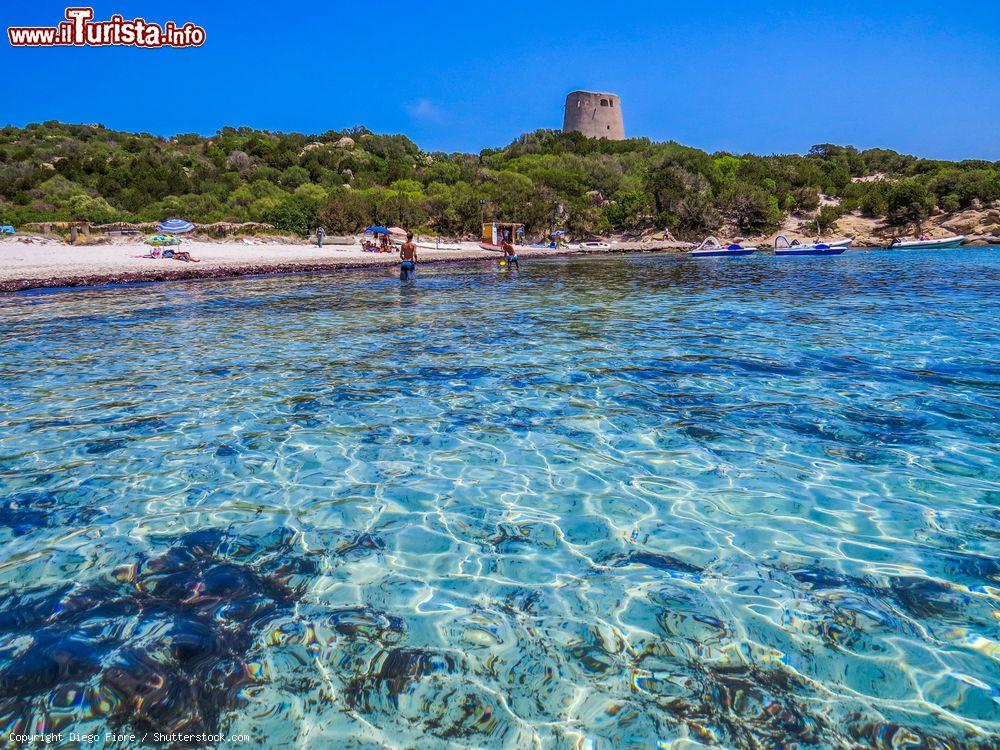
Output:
[502, 238, 519, 270]
[400, 231, 417, 281]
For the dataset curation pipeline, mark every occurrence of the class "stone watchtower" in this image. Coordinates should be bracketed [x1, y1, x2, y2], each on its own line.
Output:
[562, 91, 625, 140]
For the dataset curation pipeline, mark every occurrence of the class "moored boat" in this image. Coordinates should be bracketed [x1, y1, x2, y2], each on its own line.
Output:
[886, 235, 966, 250]
[773, 235, 849, 256]
[691, 236, 756, 257]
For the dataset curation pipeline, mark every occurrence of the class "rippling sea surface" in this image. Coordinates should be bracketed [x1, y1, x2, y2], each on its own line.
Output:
[1, 249, 999, 749]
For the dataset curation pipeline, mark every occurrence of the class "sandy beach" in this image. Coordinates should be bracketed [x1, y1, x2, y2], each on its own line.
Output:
[0, 236, 689, 293]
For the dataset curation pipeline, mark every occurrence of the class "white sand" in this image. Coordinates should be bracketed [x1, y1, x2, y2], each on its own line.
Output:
[0, 237, 444, 277]
[0, 235, 689, 292]
[0, 237, 484, 289]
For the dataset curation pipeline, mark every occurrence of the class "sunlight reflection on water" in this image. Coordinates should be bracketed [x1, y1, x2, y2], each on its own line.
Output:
[1, 249, 998, 748]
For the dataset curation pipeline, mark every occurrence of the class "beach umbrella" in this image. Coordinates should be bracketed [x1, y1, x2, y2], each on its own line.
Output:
[363, 225, 391, 235]
[157, 218, 194, 234]
[387, 226, 407, 236]
[550, 229, 566, 237]
[146, 234, 181, 246]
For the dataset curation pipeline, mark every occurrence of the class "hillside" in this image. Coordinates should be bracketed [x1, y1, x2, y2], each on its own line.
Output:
[2, 122, 999, 242]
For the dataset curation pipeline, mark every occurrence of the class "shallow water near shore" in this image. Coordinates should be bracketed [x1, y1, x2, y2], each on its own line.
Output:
[1, 249, 998, 749]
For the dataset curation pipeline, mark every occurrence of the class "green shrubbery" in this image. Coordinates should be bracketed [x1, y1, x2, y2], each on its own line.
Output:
[1, 122, 998, 237]
[886, 182, 936, 226]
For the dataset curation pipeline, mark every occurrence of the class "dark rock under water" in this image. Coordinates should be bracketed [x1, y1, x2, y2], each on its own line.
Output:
[0, 527, 315, 742]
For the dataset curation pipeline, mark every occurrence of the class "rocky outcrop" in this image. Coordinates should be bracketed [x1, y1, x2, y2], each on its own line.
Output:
[752, 207, 1000, 248]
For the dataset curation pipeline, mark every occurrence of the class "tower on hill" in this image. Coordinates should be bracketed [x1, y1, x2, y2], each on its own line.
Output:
[562, 91, 625, 140]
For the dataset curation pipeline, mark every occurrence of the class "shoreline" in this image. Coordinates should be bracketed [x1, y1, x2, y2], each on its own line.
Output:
[3, 238, 995, 295]
[0, 240, 688, 294]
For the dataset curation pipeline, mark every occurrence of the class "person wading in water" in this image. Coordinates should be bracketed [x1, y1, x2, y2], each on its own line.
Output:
[400, 231, 417, 281]
[502, 238, 519, 270]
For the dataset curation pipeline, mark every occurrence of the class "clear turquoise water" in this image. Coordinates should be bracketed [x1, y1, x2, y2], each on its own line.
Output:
[1, 249, 998, 749]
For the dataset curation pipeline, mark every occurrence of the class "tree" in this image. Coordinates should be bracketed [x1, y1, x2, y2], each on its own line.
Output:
[66, 194, 118, 223]
[791, 186, 820, 212]
[318, 187, 373, 233]
[857, 183, 889, 217]
[718, 184, 781, 234]
[603, 190, 649, 231]
[674, 194, 721, 236]
[646, 161, 706, 221]
[279, 166, 310, 189]
[4, 121, 999, 240]
[815, 205, 842, 234]
[226, 150, 254, 178]
[886, 181, 934, 226]
[263, 195, 316, 235]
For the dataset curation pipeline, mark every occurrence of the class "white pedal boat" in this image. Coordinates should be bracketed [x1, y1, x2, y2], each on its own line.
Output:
[691, 237, 756, 257]
[773, 236, 850, 256]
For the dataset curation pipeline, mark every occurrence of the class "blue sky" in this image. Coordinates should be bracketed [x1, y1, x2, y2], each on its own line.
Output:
[4, 0, 1000, 159]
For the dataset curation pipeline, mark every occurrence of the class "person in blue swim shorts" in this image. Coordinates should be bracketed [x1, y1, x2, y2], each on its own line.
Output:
[399, 231, 417, 281]
[502, 239, 519, 270]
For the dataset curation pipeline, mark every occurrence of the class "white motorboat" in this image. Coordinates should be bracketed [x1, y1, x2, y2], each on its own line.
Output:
[886, 235, 966, 250]
[691, 236, 756, 257]
[773, 236, 849, 256]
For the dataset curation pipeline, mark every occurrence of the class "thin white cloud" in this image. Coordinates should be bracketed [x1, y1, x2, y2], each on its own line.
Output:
[405, 99, 445, 123]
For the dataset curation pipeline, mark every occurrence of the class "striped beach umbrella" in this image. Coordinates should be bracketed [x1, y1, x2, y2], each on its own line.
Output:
[157, 218, 194, 234]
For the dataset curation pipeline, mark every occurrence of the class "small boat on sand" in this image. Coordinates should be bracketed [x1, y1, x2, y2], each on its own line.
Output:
[886, 235, 966, 250]
[773, 236, 849, 256]
[691, 237, 756, 257]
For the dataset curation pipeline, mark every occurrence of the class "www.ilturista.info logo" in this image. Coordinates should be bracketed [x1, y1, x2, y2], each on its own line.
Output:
[7, 7, 206, 48]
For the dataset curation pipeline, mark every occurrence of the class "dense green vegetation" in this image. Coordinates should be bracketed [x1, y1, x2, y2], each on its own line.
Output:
[1, 122, 998, 238]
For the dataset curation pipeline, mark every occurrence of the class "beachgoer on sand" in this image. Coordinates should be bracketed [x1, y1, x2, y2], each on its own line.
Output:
[162, 249, 199, 262]
[399, 232, 417, 281]
[502, 239, 519, 270]
[316, 227, 325, 248]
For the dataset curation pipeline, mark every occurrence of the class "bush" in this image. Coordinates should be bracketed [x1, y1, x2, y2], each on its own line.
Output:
[66, 194, 118, 223]
[939, 193, 961, 213]
[318, 188, 373, 233]
[858, 188, 888, 218]
[718, 184, 781, 234]
[791, 186, 820, 212]
[279, 166, 310, 189]
[815, 205, 843, 234]
[673, 194, 721, 236]
[886, 181, 934, 226]
[603, 190, 648, 231]
[6, 121, 1000, 241]
[263, 196, 316, 235]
